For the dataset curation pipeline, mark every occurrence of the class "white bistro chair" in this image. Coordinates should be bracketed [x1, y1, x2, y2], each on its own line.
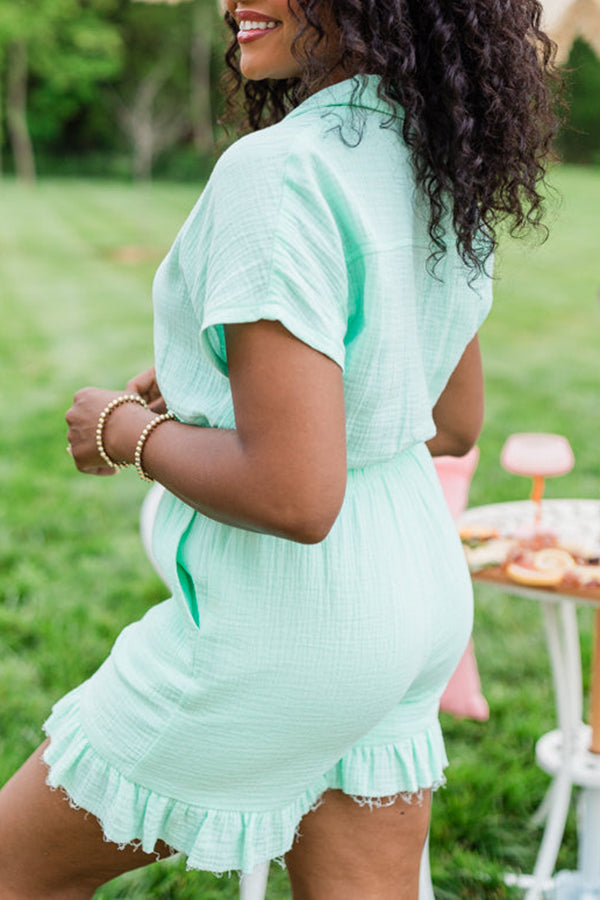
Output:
[140, 484, 436, 900]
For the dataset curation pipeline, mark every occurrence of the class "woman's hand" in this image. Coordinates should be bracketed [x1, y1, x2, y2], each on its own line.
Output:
[65, 331, 347, 542]
[65, 388, 128, 476]
[125, 367, 166, 413]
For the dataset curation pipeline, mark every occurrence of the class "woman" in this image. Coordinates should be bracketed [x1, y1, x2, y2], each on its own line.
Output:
[0, 1, 559, 898]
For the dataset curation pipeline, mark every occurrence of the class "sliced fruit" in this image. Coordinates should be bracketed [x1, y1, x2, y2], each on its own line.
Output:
[533, 548, 576, 572]
[505, 561, 565, 587]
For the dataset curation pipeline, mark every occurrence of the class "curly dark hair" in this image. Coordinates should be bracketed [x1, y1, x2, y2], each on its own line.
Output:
[223, 1, 563, 274]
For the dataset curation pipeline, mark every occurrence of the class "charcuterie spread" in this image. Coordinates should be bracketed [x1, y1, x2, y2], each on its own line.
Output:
[461, 522, 600, 601]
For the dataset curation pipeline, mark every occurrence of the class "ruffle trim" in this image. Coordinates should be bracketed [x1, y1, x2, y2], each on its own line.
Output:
[327, 720, 448, 803]
[43, 688, 448, 875]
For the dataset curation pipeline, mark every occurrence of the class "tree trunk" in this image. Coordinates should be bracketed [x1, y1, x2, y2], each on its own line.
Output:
[118, 59, 187, 181]
[132, 119, 155, 182]
[0, 63, 4, 177]
[6, 41, 36, 182]
[190, 2, 214, 154]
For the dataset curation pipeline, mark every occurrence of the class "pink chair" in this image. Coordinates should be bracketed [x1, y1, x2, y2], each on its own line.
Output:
[434, 449, 489, 722]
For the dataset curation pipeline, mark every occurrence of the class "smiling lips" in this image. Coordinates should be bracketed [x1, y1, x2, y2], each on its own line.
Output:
[236, 9, 281, 42]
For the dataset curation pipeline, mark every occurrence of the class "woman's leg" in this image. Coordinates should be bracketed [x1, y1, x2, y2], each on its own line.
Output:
[285, 789, 431, 900]
[0, 740, 172, 900]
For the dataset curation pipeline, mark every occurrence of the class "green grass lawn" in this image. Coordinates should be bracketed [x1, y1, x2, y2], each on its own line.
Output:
[0, 165, 599, 899]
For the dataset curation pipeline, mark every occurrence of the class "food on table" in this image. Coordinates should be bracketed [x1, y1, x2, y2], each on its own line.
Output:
[533, 548, 577, 572]
[460, 528, 600, 598]
[561, 541, 600, 564]
[463, 538, 518, 569]
[506, 548, 576, 587]
[566, 565, 600, 587]
[459, 525, 500, 547]
[505, 561, 566, 587]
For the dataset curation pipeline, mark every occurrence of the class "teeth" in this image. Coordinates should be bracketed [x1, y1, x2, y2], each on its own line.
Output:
[239, 20, 278, 31]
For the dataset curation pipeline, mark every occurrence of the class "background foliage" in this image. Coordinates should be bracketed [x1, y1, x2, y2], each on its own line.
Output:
[0, 0, 224, 181]
[559, 37, 600, 164]
[0, 2, 599, 180]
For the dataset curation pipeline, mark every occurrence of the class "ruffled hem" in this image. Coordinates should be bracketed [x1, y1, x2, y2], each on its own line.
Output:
[43, 688, 448, 875]
[327, 719, 448, 802]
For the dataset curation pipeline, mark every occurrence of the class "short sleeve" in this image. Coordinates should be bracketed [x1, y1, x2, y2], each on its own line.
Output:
[181, 131, 349, 375]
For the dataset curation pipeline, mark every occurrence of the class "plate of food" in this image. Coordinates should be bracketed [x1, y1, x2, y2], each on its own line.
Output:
[459, 500, 600, 601]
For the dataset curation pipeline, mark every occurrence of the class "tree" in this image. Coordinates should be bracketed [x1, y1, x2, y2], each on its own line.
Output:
[6, 40, 35, 181]
[559, 37, 600, 163]
[131, 0, 224, 155]
[113, 0, 220, 180]
[0, 1, 33, 178]
[116, 56, 190, 180]
[190, 1, 218, 155]
[0, 0, 226, 180]
[0, 0, 122, 180]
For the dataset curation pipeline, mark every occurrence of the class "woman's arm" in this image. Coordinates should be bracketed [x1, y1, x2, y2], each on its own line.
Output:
[66, 320, 347, 544]
[426, 335, 484, 458]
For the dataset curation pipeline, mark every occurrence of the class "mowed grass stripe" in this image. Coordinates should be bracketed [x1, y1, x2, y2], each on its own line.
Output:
[0, 180, 201, 389]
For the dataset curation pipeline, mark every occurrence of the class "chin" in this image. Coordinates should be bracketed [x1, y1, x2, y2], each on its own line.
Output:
[239, 54, 301, 82]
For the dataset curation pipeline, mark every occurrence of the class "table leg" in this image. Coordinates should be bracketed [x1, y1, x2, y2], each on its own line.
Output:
[531, 777, 557, 828]
[589, 609, 600, 754]
[239, 861, 270, 900]
[526, 767, 573, 900]
[533, 602, 580, 839]
[578, 787, 600, 889]
[540, 602, 582, 743]
[524, 602, 583, 894]
[418, 832, 435, 900]
[569, 609, 600, 897]
[561, 602, 583, 735]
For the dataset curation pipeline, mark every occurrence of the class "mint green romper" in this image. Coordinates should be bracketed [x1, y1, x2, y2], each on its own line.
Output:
[43, 76, 493, 874]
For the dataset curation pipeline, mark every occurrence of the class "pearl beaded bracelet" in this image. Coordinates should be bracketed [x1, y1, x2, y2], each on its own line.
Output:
[134, 412, 177, 482]
[96, 394, 149, 470]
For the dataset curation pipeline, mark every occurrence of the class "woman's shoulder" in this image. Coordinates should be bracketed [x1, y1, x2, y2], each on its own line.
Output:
[212, 116, 337, 193]
[178, 120, 337, 261]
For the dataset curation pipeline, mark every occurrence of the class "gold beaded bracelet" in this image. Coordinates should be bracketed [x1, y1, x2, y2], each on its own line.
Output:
[96, 394, 149, 471]
[134, 412, 177, 482]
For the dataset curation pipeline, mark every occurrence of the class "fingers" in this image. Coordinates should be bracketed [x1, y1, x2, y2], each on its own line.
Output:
[64, 381, 161, 476]
[66, 445, 116, 476]
[124, 377, 143, 395]
[66, 449, 115, 477]
[149, 398, 168, 414]
[124, 367, 162, 406]
[64, 388, 125, 475]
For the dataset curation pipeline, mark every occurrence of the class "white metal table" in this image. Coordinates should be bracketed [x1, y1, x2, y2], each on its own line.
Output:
[459, 499, 600, 900]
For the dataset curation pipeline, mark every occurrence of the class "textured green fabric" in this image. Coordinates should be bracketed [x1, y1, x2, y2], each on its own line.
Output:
[44, 75, 492, 874]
